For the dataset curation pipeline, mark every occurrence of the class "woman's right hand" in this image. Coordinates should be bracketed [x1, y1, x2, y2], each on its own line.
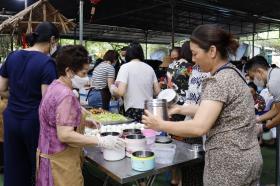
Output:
[97, 135, 125, 150]
[168, 105, 180, 117]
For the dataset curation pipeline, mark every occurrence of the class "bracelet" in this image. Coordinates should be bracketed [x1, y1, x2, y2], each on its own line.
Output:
[262, 124, 270, 133]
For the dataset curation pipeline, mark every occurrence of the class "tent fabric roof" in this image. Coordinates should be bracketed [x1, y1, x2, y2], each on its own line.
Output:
[1, 0, 280, 43]
[0, 0, 75, 34]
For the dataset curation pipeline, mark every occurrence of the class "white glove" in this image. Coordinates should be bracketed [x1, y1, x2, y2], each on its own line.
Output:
[73, 89, 79, 98]
[109, 84, 117, 96]
[97, 135, 125, 150]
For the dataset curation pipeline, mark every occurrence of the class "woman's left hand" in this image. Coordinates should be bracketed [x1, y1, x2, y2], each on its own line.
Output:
[142, 110, 163, 131]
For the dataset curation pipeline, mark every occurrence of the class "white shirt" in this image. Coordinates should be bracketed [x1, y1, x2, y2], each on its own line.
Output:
[267, 68, 280, 103]
[116, 60, 157, 111]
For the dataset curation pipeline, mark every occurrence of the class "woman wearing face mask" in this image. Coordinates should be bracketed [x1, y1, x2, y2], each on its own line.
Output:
[71, 63, 90, 98]
[0, 22, 58, 186]
[142, 24, 262, 185]
[36, 45, 125, 186]
[87, 50, 119, 110]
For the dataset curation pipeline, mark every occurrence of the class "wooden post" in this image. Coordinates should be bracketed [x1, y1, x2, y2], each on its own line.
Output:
[27, 8, 33, 33]
[43, 3, 47, 21]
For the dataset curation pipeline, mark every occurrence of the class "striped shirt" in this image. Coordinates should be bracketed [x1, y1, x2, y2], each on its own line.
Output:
[92, 62, 115, 89]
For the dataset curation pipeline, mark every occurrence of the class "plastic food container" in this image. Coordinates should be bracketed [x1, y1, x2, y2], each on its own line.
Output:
[150, 143, 176, 164]
[100, 132, 125, 161]
[131, 151, 155, 171]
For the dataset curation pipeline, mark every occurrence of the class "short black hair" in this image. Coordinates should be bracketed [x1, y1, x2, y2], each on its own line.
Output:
[248, 82, 257, 91]
[103, 50, 119, 64]
[125, 42, 144, 62]
[120, 46, 129, 51]
[56, 45, 89, 76]
[245, 55, 270, 72]
[180, 41, 192, 63]
[26, 21, 59, 46]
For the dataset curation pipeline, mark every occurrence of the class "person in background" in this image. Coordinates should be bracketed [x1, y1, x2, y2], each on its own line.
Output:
[0, 22, 58, 186]
[248, 82, 266, 115]
[119, 46, 128, 65]
[167, 41, 194, 186]
[142, 24, 262, 185]
[88, 50, 118, 110]
[246, 55, 280, 138]
[241, 56, 249, 74]
[170, 47, 181, 62]
[110, 42, 160, 121]
[36, 45, 124, 186]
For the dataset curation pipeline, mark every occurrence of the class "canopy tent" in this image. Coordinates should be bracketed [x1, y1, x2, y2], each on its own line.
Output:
[0, 0, 75, 34]
[1, 0, 280, 44]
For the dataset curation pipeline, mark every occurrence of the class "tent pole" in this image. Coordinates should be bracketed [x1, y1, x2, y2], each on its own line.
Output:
[170, 0, 175, 48]
[277, 126, 280, 186]
[252, 23, 255, 57]
[79, 0, 84, 45]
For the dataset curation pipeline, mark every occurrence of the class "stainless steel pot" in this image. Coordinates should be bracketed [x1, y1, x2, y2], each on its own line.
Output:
[125, 134, 147, 157]
[144, 99, 168, 120]
[131, 151, 155, 171]
[100, 132, 125, 161]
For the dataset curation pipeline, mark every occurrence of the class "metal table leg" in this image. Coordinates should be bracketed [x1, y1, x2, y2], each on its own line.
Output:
[146, 175, 156, 186]
[135, 175, 156, 186]
[103, 175, 109, 186]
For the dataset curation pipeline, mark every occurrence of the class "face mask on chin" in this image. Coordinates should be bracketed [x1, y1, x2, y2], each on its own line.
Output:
[71, 75, 89, 89]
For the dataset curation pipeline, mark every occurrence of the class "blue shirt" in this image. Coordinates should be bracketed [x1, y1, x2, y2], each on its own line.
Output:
[0, 50, 57, 119]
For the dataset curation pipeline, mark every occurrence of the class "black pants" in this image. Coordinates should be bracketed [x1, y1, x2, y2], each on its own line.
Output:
[125, 108, 144, 122]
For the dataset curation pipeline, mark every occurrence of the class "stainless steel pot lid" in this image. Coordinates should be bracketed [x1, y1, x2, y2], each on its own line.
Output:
[157, 89, 177, 104]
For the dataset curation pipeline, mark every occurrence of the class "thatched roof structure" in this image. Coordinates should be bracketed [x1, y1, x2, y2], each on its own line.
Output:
[0, 0, 75, 34]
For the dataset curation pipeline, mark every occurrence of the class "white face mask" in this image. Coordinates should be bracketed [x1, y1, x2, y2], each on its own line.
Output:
[50, 44, 57, 56]
[253, 77, 265, 89]
[71, 75, 89, 89]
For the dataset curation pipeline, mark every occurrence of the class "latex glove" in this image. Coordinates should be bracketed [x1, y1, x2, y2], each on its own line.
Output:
[109, 84, 118, 96]
[73, 89, 79, 98]
[97, 135, 125, 150]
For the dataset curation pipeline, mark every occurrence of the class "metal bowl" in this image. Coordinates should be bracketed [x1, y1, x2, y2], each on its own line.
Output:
[132, 151, 154, 158]
[126, 134, 145, 139]
[100, 132, 120, 137]
[155, 136, 172, 144]
[123, 129, 142, 135]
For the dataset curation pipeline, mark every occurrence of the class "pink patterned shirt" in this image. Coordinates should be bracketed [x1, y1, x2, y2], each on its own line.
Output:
[36, 80, 81, 186]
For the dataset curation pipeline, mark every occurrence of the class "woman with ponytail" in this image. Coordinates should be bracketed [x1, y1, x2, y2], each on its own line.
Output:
[0, 22, 59, 186]
[142, 24, 262, 185]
